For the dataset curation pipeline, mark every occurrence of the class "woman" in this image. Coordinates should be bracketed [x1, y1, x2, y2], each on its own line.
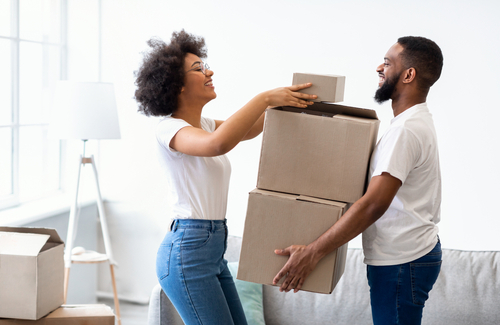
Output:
[134, 30, 316, 325]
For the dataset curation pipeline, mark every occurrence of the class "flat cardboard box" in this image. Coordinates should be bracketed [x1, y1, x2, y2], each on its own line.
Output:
[237, 189, 348, 294]
[292, 73, 345, 103]
[257, 103, 380, 203]
[0, 305, 115, 325]
[0, 227, 64, 320]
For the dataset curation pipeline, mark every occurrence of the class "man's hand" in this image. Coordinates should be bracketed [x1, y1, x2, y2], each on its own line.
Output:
[272, 245, 320, 293]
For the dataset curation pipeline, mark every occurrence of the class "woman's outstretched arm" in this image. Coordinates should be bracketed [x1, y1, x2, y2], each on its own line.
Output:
[170, 83, 316, 157]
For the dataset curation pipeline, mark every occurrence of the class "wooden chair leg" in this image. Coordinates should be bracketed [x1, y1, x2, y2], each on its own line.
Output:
[64, 267, 70, 304]
[110, 264, 121, 325]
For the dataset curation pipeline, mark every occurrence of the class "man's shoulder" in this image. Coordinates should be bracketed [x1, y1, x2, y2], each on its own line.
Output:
[392, 104, 433, 134]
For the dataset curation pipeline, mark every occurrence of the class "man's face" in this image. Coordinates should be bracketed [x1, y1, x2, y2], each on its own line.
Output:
[374, 43, 405, 104]
[374, 72, 399, 103]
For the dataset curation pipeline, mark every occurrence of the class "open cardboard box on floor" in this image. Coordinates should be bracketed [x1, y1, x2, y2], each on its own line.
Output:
[0, 305, 115, 325]
[237, 189, 348, 294]
[257, 103, 380, 203]
[0, 227, 64, 320]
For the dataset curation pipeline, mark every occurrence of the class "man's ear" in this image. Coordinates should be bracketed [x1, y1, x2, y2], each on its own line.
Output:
[402, 67, 416, 84]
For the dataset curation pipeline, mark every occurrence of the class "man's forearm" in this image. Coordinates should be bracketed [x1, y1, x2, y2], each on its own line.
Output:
[307, 196, 385, 262]
[273, 173, 401, 292]
[307, 172, 402, 260]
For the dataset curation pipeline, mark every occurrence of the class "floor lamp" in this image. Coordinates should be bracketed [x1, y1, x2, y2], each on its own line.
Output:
[50, 81, 122, 325]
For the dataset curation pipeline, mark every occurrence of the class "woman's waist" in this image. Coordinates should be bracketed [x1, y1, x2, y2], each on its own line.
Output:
[170, 218, 227, 231]
[169, 200, 227, 221]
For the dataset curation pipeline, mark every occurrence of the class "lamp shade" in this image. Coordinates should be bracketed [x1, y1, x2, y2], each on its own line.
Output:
[50, 81, 121, 140]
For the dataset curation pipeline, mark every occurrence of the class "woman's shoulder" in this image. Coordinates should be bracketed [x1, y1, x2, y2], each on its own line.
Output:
[157, 116, 190, 131]
[200, 116, 216, 132]
[156, 116, 215, 133]
[155, 117, 192, 146]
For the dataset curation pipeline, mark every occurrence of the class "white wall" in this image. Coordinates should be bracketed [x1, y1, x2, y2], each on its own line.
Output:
[92, 0, 500, 301]
[93, 1, 500, 299]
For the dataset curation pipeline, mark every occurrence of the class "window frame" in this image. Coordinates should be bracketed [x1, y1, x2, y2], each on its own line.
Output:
[0, 0, 68, 210]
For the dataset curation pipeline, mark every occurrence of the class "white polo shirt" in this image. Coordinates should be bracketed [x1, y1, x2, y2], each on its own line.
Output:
[363, 103, 441, 266]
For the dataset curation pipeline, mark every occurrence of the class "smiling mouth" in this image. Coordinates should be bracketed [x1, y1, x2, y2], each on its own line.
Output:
[378, 78, 385, 88]
[205, 81, 213, 86]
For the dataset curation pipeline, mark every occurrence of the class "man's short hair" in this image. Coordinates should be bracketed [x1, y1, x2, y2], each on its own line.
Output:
[397, 36, 443, 91]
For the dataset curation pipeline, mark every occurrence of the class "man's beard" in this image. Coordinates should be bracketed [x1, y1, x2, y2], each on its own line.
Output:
[374, 73, 399, 104]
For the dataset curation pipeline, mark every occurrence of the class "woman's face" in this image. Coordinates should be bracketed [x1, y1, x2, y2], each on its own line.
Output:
[181, 53, 216, 106]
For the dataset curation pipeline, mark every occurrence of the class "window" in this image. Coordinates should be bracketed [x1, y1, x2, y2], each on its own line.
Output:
[0, 0, 67, 209]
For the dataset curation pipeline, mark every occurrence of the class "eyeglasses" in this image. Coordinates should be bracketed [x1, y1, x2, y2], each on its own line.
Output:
[186, 62, 210, 75]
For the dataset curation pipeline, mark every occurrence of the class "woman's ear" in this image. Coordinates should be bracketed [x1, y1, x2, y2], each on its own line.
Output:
[402, 67, 416, 84]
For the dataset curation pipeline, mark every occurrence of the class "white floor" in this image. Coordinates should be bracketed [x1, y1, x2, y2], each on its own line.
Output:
[98, 297, 150, 325]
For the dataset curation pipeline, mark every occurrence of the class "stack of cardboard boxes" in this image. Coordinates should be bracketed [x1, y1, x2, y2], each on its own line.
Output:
[237, 73, 380, 294]
[0, 227, 114, 324]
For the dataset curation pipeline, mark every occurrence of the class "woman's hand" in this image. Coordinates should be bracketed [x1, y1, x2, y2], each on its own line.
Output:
[262, 83, 317, 108]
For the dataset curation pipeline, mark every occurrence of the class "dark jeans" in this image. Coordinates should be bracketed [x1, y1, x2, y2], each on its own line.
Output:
[367, 240, 442, 325]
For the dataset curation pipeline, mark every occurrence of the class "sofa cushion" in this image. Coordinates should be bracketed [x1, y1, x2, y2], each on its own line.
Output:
[227, 262, 266, 325]
[262, 248, 372, 325]
[424, 249, 500, 325]
[262, 248, 500, 325]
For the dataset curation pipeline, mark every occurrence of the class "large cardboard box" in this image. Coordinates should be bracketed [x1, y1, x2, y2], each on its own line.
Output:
[292, 73, 345, 103]
[238, 189, 348, 294]
[0, 305, 115, 325]
[257, 103, 380, 203]
[0, 227, 64, 320]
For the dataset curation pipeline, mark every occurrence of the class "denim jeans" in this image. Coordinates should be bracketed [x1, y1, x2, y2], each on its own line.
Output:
[156, 219, 247, 325]
[367, 240, 442, 325]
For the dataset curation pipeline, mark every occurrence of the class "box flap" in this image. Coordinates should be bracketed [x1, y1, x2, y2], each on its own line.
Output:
[249, 188, 297, 200]
[0, 227, 63, 244]
[296, 195, 347, 209]
[250, 189, 347, 209]
[0, 231, 50, 256]
[278, 102, 378, 119]
[333, 114, 379, 124]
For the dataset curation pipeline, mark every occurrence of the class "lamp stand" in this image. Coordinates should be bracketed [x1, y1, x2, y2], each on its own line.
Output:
[63, 147, 121, 325]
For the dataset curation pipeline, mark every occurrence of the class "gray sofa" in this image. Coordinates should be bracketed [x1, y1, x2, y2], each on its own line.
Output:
[148, 236, 500, 325]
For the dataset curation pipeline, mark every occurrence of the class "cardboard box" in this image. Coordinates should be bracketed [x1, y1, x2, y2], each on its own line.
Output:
[257, 103, 380, 203]
[0, 227, 64, 320]
[0, 305, 115, 325]
[292, 73, 346, 103]
[238, 189, 348, 294]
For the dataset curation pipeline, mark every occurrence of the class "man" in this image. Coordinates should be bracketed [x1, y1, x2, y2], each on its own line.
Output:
[273, 36, 443, 325]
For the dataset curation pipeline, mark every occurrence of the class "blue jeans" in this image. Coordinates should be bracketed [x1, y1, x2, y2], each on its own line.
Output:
[367, 240, 442, 325]
[156, 219, 247, 325]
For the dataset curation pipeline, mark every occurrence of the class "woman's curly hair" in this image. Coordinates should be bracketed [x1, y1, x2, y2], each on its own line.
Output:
[134, 30, 207, 116]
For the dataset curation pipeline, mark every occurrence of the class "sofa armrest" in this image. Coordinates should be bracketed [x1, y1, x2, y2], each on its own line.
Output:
[147, 284, 184, 325]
